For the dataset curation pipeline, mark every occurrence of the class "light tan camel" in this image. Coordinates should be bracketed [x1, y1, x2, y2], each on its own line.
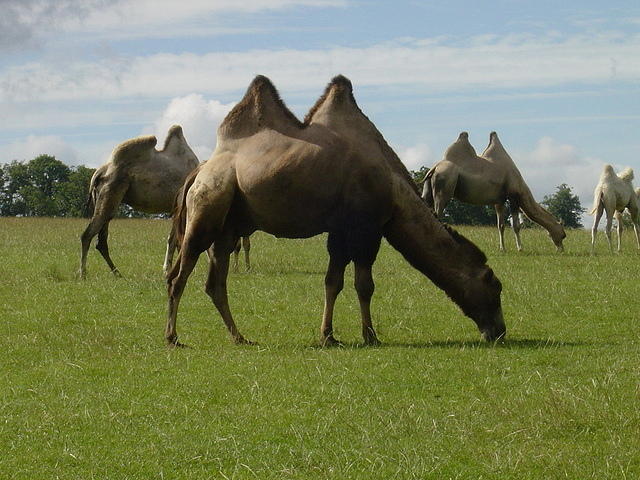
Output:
[79, 125, 199, 279]
[166, 75, 506, 347]
[589, 165, 640, 252]
[422, 132, 566, 252]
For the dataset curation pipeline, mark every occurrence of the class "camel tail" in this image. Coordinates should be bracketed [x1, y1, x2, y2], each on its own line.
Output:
[83, 168, 104, 217]
[589, 189, 602, 216]
[171, 165, 201, 248]
[421, 168, 435, 208]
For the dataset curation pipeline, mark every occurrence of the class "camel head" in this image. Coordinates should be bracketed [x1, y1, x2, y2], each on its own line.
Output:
[469, 267, 506, 342]
[548, 219, 566, 252]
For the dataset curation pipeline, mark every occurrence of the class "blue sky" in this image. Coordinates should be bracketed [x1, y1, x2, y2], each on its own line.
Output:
[1, 0, 639, 215]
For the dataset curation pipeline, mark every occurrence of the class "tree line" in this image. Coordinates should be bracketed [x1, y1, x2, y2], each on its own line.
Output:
[1, 155, 584, 227]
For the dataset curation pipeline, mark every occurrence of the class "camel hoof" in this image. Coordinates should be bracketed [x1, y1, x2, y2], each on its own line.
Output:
[166, 339, 189, 349]
[364, 336, 381, 346]
[234, 336, 256, 346]
[321, 335, 344, 348]
[112, 269, 122, 278]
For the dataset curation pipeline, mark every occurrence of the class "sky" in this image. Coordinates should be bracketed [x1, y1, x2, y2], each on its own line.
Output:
[1, 0, 639, 221]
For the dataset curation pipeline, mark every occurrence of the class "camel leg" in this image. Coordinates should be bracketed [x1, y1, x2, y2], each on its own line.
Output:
[233, 238, 241, 272]
[205, 233, 251, 345]
[79, 184, 126, 278]
[96, 222, 121, 277]
[242, 236, 251, 271]
[351, 230, 382, 345]
[354, 262, 379, 345]
[604, 213, 614, 253]
[165, 242, 201, 346]
[79, 216, 107, 279]
[320, 233, 349, 346]
[510, 202, 523, 251]
[627, 205, 640, 250]
[162, 225, 178, 275]
[615, 211, 624, 252]
[591, 203, 604, 253]
[495, 203, 507, 252]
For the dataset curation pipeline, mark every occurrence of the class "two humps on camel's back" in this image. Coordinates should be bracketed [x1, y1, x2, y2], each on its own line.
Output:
[166, 74, 506, 348]
[422, 131, 566, 253]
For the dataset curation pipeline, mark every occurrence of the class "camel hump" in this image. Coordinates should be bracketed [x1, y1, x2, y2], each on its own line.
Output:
[220, 75, 301, 137]
[444, 132, 477, 160]
[329, 74, 353, 92]
[112, 135, 157, 165]
[162, 125, 189, 154]
[619, 167, 634, 182]
[304, 74, 357, 123]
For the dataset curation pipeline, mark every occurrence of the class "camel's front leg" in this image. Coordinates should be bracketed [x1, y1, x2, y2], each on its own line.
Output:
[242, 236, 251, 271]
[205, 236, 252, 345]
[354, 262, 379, 346]
[494, 204, 507, 252]
[510, 202, 523, 251]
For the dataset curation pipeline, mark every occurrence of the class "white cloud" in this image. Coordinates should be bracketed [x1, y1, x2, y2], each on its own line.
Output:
[144, 94, 235, 161]
[0, 0, 346, 48]
[513, 137, 605, 222]
[2, 32, 639, 103]
[0, 134, 80, 165]
[396, 143, 434, 171]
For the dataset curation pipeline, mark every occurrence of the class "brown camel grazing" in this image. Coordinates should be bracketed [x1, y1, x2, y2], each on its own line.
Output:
[166, 75, 506, 347]
[79, 125, 199, 279]
[589, 165, 640, 252]
[422, 132, 566, 252]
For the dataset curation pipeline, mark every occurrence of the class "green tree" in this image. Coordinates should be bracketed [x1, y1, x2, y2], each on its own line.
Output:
[56, 165, 95, 217]
[1, 161, 30, 216]
[541, 183, 585, 228]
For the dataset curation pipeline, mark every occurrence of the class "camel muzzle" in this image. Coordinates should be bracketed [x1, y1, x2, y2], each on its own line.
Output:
[480, 307, 506, 342]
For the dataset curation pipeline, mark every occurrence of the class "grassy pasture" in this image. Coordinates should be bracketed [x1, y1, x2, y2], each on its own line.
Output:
[1, 217, 639, 479]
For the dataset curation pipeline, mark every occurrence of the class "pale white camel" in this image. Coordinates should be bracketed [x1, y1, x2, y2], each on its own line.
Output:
[422, 132, 566, 252]
[589, 164, 640, 252]
[79, 125, 199, 278]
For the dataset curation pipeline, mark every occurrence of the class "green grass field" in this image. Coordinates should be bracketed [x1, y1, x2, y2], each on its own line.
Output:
[1, 217, 639, 479]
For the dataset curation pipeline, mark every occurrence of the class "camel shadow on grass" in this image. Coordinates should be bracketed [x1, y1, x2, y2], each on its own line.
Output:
[306, 338, 586, 350]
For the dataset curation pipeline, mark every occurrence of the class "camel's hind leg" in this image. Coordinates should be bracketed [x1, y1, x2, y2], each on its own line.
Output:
[320, 233, 350, 346]
[96, 222, 121, 277]
[80, 216, 107, 279]
[205, 232, 251, 345]
[165, 239, 203, 346]
[79, 185, 126, 278]
[614, 211, 624, 252]
[591, 202, 604, 253]
[162, 225, 178, 275]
